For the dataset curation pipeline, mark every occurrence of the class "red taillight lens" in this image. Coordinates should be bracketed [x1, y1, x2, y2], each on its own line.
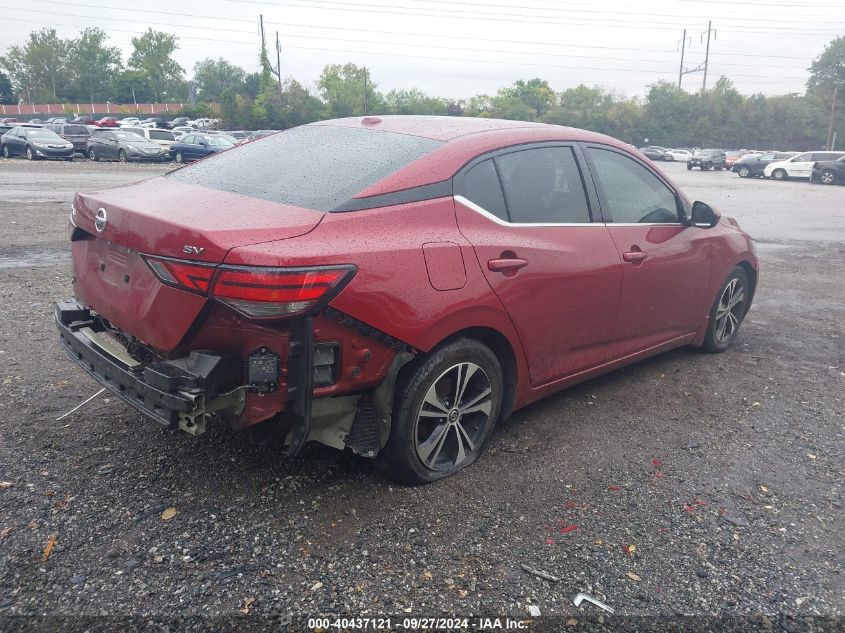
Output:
[211, 265, 356, 319]
[144, 256, 216, 294]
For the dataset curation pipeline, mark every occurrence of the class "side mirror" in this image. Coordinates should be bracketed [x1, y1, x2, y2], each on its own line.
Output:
[690, 201, 719, 229]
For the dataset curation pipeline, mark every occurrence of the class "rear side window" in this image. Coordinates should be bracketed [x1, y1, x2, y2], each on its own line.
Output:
[462, 159, 508, 221]
[496, 147, 591, 224]
[168, 125, 443, 211]
[587, 147, 680, 224]
[149, 130, 174, 141]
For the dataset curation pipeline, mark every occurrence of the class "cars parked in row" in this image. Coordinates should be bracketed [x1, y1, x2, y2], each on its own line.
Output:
[638, 146, 673, 161]
[120, 127, 177, 154]
[1, 126, 75, 160]
[764, 151, 845, 180]
[49, 123, 92, 154]
[732, 151, 798, 178]
[688, 149, 727, 170]
[56, 116, 758, 483]
[810, 155, 845, 185]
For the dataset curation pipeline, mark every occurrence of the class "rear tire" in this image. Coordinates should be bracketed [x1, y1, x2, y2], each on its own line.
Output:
[379, 338, 503, 485]
[703, 267, 750, 353]
[118, 149, 128, 163]
[772, 168, 787, 180]
[175, 151, 184, 164]
[737, 166, 751, 178]
[820, 169, 836, 185]
[26, 147, 35, 161]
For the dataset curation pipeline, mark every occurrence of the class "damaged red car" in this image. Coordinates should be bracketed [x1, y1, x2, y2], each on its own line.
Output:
[57, 116, 758, 484]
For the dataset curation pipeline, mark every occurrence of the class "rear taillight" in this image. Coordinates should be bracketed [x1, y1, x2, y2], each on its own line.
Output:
[211, 265, 356, 319]
[143, 256, 216, 294]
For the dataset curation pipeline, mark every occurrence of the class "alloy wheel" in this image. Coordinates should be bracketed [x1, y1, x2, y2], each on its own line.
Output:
[738, 166, 750, 177]
[821, 170, 835, 185]
[2, 145, 9, 158]
[714, 278, 745, 344]
[413, 362, 493, 472]
[772, 169, 786, 180]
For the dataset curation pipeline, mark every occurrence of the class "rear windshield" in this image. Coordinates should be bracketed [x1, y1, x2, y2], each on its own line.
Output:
[167, 125, 443, 211]
[149, 130, 174, 141]
[63, 125, 89, 135]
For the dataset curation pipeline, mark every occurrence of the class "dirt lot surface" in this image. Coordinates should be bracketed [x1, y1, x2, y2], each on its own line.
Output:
[0, 158, 842, 630]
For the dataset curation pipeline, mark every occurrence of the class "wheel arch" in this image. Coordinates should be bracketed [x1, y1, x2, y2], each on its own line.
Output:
[736, 259, 758, 311]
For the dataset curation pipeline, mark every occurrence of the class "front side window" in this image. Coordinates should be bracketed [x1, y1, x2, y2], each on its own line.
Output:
[587, 147, 680, 224]
[495, 147, 591, 224]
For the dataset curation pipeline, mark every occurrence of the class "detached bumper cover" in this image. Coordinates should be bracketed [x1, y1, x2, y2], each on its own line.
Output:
[55, 299, 239, 428]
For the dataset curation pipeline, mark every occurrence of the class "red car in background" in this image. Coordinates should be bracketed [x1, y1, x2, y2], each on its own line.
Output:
[95, 116, 120, 127]
[57, 116, 758, 484]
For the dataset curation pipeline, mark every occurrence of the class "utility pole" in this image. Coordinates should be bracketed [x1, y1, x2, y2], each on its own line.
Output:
[363, 67, 368, 115]
[276, 31, 282, 94]
[259, 14, 265, 51]
[826, 84, 839, 150]
[678, 29, 687, 90]
[702, 21, 715, 93]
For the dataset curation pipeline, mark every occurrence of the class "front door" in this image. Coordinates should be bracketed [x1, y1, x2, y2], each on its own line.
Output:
[582, 144, 712, 360]
[455, 144, 622, 386]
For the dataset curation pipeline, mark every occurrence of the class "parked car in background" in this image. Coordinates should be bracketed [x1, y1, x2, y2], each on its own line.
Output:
[0, 117, 19, 124]
[764, 151, 845, 180]
[1, 126, 74, 160]
[688, 149, 726, 171]
[667, 148, 692, 162]
[724, 150, 748, 168]
[810, 156, 845, 185]
[50, 123, 91, 154]
[169, 117, 191, 128]
[95, 117, 120, 127]
[28, 118, 43, 124]
[639, 146, 672, 161]
[190, 117, 221, 130]
[57, 116, 758, 483]
[86, 129, 165, 162]
[246, 129, 280, 142]
[171, 126, 194, 141]
[225, 130, 251, 143]
[44, 117, 68, 126]
[71, 115, 96, 125]
[139, 117, 166, 129]
[121, 127, 177, 155]
[170, 132, 236, 163]
[733, 151, 797, 178]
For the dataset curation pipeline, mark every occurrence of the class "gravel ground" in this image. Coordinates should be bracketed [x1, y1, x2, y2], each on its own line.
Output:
[0, 158, 842, 630]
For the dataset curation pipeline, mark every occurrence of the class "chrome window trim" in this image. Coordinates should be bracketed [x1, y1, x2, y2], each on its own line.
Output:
[454, 196, 687, 228]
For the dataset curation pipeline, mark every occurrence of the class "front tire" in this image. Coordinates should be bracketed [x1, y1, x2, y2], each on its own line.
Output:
[703, 267, 750, 353]
[379, 338, 503, 485]
[2, 145, 9, 158]
[175, 151, 184, 163]
[26, 147, 35, 161]
[772, 168, 787, 181]
[118, 149, 128, 163]
[737, 166, 751, 178]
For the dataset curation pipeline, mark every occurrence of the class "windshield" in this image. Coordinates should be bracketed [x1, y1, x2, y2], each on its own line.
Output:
[697, 150, 715, 156]
[168, 125, 443, 211]
[114, 131, 147, 141]
[25, 128, 63, 140]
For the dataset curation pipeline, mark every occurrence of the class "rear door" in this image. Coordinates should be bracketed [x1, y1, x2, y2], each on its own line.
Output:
[455, 144, 622, 386]
[582, 144, 711, 359]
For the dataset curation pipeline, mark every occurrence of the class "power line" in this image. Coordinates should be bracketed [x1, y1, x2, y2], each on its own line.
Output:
[14, 0, 822, 60]
[0, 6, 813, 73]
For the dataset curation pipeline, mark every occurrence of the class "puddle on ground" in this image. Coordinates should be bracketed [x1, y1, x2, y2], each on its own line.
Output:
[0, 251, 70, 269]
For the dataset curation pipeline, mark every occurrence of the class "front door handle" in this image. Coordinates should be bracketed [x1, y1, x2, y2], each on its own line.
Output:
[622, 251, 648, 263]
[488, 257, 528, 274]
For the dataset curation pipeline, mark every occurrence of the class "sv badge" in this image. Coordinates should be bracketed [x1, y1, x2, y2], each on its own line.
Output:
[182, 245, 205, 255]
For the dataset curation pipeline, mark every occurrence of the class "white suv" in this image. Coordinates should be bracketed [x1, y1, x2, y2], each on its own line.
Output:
[764, 151, 845, 180]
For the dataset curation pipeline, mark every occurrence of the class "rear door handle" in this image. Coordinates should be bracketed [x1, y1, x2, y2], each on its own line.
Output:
[487, 258, 529, 273]
[622, 251, 648, 263]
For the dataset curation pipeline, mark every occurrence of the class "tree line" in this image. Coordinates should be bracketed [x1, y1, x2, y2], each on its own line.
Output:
[1, 28, 842, 150]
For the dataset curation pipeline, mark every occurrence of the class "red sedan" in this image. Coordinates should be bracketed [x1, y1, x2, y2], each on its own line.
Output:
[57, 116, 758, 484]
[95, 117, 120, 127]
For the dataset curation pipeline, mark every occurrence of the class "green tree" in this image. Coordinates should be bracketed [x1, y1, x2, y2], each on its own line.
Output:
[112, 69, 154, 104]
[808, 36, 845, 149]
[0, 71, 15, 104]
[384, 88, 448, 115]
[193, 58, 246, 102]
[499, 78, 556, 118]
[128, 29, 184, 102]
[0, 28, 73, 101]
[70, 28, 122, 103]
[318, 63, 381, 117]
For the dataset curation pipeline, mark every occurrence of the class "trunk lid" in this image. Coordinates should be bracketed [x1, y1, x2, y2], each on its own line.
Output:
[73, 177, 325, 263]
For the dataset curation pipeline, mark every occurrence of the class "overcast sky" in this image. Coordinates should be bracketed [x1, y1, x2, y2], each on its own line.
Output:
[1, 0, 842, 100]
